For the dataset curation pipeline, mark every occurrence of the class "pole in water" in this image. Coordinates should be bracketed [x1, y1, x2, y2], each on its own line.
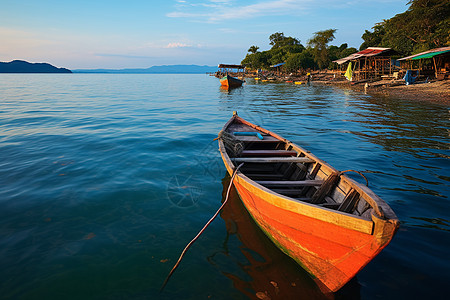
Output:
[160, 163, 244, 292]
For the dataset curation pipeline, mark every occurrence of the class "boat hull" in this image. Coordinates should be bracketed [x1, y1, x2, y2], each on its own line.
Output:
[220, 75, 244, 88]
[218, 114, 399, 292]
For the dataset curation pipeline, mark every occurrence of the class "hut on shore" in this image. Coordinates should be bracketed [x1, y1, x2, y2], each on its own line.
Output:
[397, 47, 450, 80]
[333, 47, 398, 82]
[216, 64, 245, 78]
[270, 62, 285, 75]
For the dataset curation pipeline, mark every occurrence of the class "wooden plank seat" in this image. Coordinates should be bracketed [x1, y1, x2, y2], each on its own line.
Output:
[232, 157, 315, 163]
[240, 150, 298, 156]
[246, 173, 285, 179]
[271, 188, 305, 195]
[233, 135, 280, 142]
[255, 180, 324, 186]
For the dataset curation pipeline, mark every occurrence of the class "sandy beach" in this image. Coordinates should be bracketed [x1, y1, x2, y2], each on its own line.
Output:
[367, 80, 450, 105]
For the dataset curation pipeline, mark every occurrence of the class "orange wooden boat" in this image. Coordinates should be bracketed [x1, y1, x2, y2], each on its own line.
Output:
[220, 74, 244, 88]
[217, 112, 399, 293]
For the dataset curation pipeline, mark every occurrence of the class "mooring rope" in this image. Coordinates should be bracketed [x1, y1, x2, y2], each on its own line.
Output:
[160, 163, 244, 292]
[339, 169, 369, 186]
[214, 130, 244, 157]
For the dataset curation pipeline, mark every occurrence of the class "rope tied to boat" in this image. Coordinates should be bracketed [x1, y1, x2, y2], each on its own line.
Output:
[160, 163, 244, 292]
[214, 130, 244, 157]
[339, 170, 369, 187]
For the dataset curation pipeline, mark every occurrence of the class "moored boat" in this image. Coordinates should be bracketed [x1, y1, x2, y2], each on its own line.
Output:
[217, 112, 399, 293]
[220, 74, 244, 88]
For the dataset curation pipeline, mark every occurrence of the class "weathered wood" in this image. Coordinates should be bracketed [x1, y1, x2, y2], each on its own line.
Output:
[247, 173, 284, 179]
[320, 203, 340, 209]
[310, 172, 341, 204]
[240, 150, 297, 156]
[338, 189, 360, 213]
[232, 157, 315, 163]
[233, 135, 280, 142]
[256, 180, 324, 186]
[271, 188, 304, 195]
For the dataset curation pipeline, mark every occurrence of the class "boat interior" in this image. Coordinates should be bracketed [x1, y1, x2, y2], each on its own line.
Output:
[223, 122, 374, 220]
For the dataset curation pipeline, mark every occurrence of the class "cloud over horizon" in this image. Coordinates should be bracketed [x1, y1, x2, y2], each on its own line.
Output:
[167, 0, 313, 23]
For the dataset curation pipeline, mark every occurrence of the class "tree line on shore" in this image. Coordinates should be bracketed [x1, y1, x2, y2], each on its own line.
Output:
[241, 0, 449, 72]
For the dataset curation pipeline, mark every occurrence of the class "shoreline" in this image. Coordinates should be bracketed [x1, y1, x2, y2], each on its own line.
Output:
[313, 78, 450, 106]
[235, 71, 450, 106]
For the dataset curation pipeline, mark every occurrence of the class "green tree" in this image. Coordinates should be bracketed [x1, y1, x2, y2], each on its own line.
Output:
[284, 51, 316, 72]
[307, 29, 337, 69]
[269, 32, 285, 47]
[269, 32, 301, 48]
[360, 23, 386, 50]
[360, 0, 450, 55]
[328, 44, 357, 68]
[241, 51, 270, 69]
[242, 32, 304, 70]
[248, 45, 259, 54]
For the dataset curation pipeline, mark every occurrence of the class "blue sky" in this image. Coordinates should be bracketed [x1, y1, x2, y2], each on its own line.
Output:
[0, 0, 409, 69]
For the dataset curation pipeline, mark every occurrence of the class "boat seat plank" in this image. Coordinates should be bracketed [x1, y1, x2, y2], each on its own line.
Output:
[233, 157, 315, 163]
[271, 188, 304, 194]
[233, 135, 280, 142]
[338, 189, 361, 213]
[240, 150, 297, 156]
[255, 180, 323, 186]
[247, 173, 284, 178]
[320, 203, 340, 209]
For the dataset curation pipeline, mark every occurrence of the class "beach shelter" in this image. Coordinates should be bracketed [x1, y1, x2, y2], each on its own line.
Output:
[398, 47, 450, 80]
[333, 47, 397, 81]
[270, 62, 286, 75]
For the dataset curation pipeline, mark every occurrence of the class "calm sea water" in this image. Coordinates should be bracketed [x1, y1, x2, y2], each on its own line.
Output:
[0, 74, 449, 300]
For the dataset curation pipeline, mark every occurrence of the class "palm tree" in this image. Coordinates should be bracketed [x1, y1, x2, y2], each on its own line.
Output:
[248, 45, 260, 54]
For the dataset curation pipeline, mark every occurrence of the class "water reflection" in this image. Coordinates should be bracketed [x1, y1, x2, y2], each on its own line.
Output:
[410, 217, 450, 231]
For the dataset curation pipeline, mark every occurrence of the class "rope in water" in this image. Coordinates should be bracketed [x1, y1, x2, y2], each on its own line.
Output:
[160, 162, 244, 292]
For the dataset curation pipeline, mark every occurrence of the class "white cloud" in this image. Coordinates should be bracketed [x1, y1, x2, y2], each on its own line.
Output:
[167, 0, 402, 23]
[166, 42, 192, 48]
[167, 0, 313, 22]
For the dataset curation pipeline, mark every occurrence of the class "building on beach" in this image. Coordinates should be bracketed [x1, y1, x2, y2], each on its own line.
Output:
[397, 47, 450, 80]
[333, 47, 398, 82]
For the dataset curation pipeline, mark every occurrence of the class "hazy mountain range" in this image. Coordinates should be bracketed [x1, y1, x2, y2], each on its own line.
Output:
[73, 64, 218, 73]
[0, 60, 218, 74]
[0, 60, 72, 73]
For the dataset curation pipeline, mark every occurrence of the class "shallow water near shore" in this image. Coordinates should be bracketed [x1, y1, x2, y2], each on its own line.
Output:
[0, 74, 449, 299]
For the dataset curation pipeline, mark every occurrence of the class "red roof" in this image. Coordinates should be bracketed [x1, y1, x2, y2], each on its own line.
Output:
[333, 47, 395, 64]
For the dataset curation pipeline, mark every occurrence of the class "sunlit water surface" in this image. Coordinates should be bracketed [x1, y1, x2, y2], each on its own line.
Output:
[0, 74, 449, 299]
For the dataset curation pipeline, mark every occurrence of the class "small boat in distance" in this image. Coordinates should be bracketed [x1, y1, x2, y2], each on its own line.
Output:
[220, 74, 244, 88]
[217, 64, 245, 88]
[217, 112, 399, 293]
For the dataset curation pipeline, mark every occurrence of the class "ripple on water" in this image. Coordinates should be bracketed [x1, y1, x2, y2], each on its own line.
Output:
[0, 74, 448, 299]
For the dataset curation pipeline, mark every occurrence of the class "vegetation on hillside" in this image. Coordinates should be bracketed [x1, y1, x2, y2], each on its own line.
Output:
[241, 0, 449, 71]
[241, 30, 356, 72]
[361, 0, 449, 55]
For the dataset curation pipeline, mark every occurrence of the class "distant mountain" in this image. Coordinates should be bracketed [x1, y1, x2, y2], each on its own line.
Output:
[73, 64, 217, 74]
[0, 60, 72, 73]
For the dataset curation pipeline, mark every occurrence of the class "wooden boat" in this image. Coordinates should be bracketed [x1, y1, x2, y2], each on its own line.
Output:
[220, 74, 244, 88]
[219, 175, 347, 299]
[218, 112, 399, 293]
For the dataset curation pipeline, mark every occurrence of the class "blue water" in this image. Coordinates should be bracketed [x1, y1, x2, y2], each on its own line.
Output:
[0, 74, 449, 299]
